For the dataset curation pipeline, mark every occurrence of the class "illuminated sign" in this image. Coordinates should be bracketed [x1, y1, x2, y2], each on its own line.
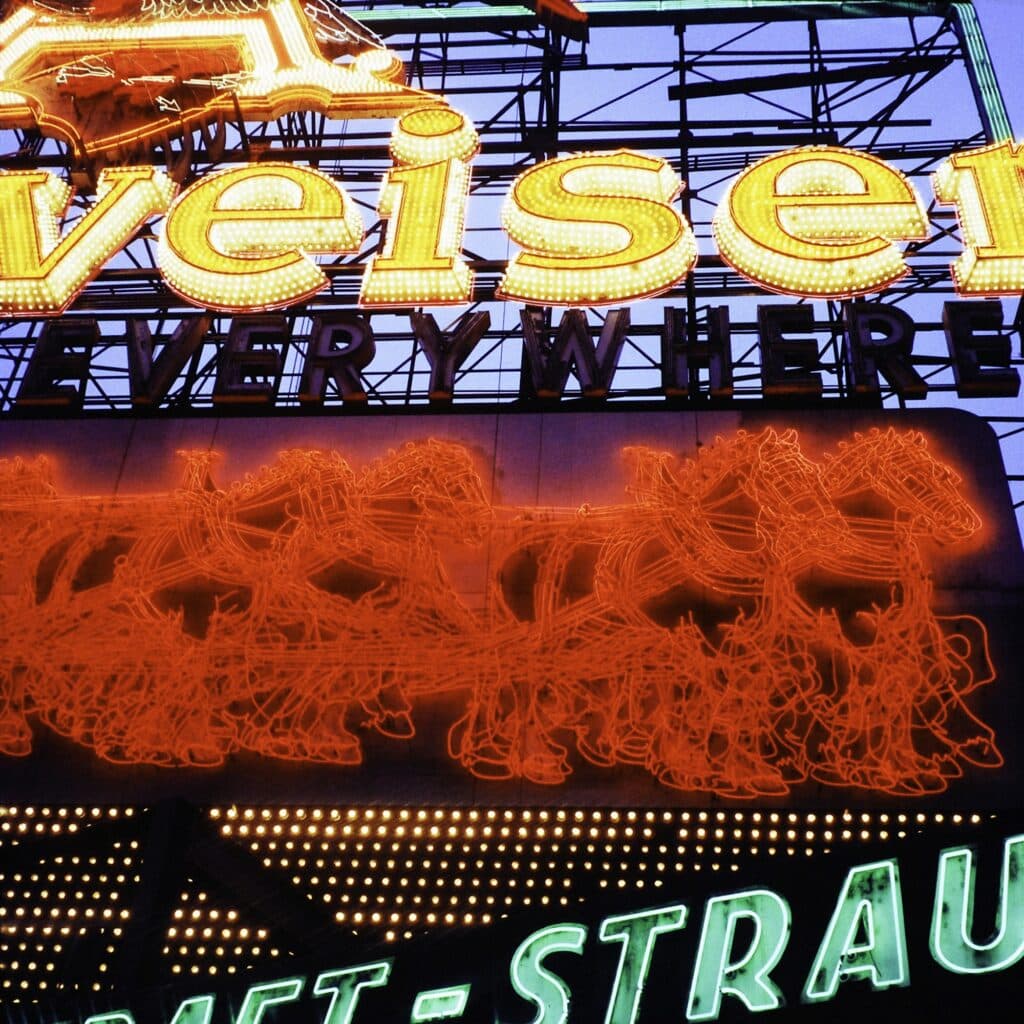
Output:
[0, 0, 439, 158]
[0, 0, 1015, 321]
[360, 108, 480, 307]
[48, 824, 1024, 1023]
[157, 162, 366, 313]
[496, 150, 697, 307]
[933, 139, 1024, 294]
[712, 147, 929, 299]
[1, 409, 1020, 805]
[0, 135, 1022, 318]
[0, 0, 1020, 317]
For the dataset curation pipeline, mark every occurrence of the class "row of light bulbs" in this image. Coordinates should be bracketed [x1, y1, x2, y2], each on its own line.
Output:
[0, 805, 994, 997]
[2, 131, 1022, 316]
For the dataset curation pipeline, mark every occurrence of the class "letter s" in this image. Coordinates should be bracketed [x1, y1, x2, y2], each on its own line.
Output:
[507, 922, 588, 1024]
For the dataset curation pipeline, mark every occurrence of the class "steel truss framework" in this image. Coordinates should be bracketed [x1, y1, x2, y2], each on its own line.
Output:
[0, 0, 1023, 1007]
[0, 3, 1021, 456]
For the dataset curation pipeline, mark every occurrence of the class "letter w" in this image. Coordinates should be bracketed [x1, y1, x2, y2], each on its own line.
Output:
[521, 307, 629, 398]
[0, 166, 175, 316]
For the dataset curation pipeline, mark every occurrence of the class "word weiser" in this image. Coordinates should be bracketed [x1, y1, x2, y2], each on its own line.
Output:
[2, 124, 1024, 315]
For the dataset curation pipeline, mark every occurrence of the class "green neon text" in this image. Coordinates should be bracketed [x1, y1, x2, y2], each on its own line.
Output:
[85, 996, 215, 1024]
[599, 904, 687, 1024]
[314, 962, 392, 1024]
[930, 833, 1024, 974]
[65, 834, 1024, 1024]
[687, 889, 790, 1021]
[235, 978, 306, 1024]
[803, 859, 908, 1002]
[507, 922, 588, 1024]
[410, 984, 471, 1022]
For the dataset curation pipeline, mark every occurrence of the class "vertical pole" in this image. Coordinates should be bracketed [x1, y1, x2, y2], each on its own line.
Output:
[951, 0, 1012, 142]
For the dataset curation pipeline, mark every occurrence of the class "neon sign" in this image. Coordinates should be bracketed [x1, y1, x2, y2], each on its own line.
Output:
[64, 832, 1024, 1024]
[0, 423, 1004, 798]
[0, 0, 437, 158]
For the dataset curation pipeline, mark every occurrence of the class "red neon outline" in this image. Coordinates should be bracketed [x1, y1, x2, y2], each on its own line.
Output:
[0, 428, 1002, 797]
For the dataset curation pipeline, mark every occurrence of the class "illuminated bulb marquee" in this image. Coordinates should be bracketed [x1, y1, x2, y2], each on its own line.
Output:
[0, 0, 439, 158]
[360, 108, 480, 307]
[158, 162, 364, 313]
[712, 146, 930, 299]
[933, 139, 1024, 294]
[1, 127, 1024, 314]
[497, 150, 697, 307]
[32, 827, 1024, 1023]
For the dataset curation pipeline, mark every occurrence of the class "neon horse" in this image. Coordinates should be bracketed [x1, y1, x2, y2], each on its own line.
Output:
[450, 428, 998, 797]
[0, 439, 492, 766]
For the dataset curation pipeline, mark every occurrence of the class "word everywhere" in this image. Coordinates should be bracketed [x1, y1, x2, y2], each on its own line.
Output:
[16, 299, 1019, 409]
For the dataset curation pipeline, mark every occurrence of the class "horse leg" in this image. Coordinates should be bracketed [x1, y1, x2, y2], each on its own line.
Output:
[448, 679, 518, 779]
[0, 667, 31, 757]
[360, 670, 414, 739]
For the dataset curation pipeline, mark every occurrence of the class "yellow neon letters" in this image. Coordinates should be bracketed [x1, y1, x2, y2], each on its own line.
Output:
[389, 107, 481, 166]
[713, 146, 929, 298]
[0, 166, 175, 316]
[934, 139, 1024, 295]
[497, 150, 697, 306]
[159, 163, 363, 312]
[360, 108, 479, 306]
[7, 140, 1024, 318]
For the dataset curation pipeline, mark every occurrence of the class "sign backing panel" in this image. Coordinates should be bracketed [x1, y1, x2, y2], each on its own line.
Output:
[0, 408, 1019, 805]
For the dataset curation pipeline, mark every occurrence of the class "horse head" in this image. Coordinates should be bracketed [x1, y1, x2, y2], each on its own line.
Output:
[824, 428, 981, 546]
[359, 439, 492, 546]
